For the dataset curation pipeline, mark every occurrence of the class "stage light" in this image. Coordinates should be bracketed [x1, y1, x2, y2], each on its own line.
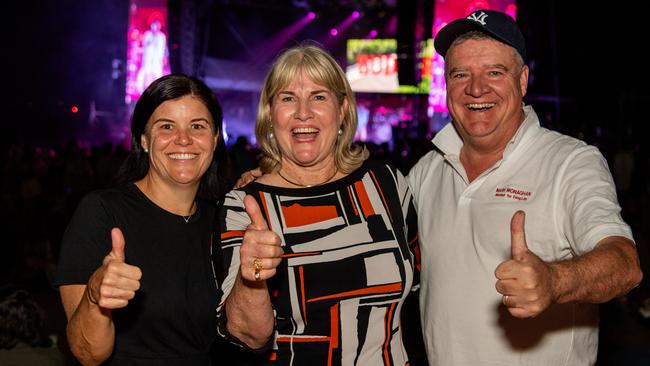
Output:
[385, 15, 397, 36]
[330, 28, 338, 36]
[250, 11, 317, 65]
[352, 11, 360, 19]
[505, 4, 517, 19]
[368, 29, 378, 38]
[71, 105, 79, 113]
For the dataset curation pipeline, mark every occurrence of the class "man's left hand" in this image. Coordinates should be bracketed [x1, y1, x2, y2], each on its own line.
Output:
[495, 211, 557, 318]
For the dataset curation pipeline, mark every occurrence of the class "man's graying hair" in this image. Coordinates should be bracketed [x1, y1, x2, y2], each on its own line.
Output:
[446, 31, 526, 71]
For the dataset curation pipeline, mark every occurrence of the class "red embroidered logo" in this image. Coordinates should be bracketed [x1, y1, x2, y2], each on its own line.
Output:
[495, 186, 532, 201]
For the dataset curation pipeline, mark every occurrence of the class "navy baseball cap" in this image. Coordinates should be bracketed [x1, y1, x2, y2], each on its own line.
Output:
[434, 9, 526, 61]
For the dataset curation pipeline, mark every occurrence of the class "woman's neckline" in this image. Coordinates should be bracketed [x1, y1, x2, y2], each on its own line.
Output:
[245, 159, 374, 195]
[128, 183, 200, 224]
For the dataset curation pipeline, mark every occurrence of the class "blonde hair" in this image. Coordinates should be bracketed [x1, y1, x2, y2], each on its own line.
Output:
[256, 43, 368, 174]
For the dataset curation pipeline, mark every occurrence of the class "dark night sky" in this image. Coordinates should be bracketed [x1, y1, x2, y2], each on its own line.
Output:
[6, 0, 127, 145]
[518, 2, 649, 148]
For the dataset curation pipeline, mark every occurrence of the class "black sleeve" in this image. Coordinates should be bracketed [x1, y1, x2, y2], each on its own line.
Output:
[53, 192, 116, 286]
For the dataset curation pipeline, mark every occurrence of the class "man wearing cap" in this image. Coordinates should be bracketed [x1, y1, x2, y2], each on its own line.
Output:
[408, 9, 642, 366]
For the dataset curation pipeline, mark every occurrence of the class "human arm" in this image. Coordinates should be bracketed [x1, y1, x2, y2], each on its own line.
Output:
[219, 193, 281, 349]
[391, 164, 421, 288]
[60, 285, 113, 366]
[548, 235, 640, 303]
[395, 166, 428, 364]
[234, 167, 262, 189]
[61, 228, 142, 365]
[495, 211, 642, 318]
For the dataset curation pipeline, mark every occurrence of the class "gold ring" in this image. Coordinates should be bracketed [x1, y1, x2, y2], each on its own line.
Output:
[502, 295, 509, 306]
[253, 258, 263, 281]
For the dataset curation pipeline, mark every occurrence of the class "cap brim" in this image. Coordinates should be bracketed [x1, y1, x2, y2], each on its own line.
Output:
[434, 19, 514, 58]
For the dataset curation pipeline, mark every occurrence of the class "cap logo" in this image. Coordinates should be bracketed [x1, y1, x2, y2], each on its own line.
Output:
[467, 11, 488, 26]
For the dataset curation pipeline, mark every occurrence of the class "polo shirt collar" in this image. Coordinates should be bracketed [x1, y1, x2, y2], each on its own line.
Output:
[432, 105, 541, 159]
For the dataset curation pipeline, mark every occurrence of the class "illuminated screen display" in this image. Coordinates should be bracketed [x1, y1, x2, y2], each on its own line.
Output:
[430, 0, 518, 113]
[125, 1, 171, 105]
[346, 39, 432, 94]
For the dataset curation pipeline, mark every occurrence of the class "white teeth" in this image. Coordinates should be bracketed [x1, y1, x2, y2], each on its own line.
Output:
[169, 153, 197, 160]
[466, 103, 495, 109]
[292, 127, 319, 134]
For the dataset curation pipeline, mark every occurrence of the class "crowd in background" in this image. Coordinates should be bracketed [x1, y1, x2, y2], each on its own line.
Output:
[1, 129, 649, 365]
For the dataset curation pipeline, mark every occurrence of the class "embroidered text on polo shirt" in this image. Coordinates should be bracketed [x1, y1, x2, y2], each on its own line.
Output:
[495, 186, 532, 201]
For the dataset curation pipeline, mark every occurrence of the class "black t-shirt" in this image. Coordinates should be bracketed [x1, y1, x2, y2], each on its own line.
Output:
[54, 184, 220, 365]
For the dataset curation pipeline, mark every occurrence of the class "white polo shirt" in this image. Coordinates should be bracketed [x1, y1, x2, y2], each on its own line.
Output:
[408, 106, 633, 366]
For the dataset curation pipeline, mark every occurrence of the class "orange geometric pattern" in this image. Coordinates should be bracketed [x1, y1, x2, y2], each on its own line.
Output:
[219, 161, 420, 365]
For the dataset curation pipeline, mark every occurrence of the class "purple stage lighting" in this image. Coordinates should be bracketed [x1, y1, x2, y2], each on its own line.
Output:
[385, 15, 397, 36]
[367, 29, 378, 38]
[249, 11, 316, 65]
[333, 10, 360, 36]
[320, 10, 359, 45]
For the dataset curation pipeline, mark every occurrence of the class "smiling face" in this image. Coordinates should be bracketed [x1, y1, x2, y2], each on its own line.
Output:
[445, 37, 528, 150]
[270, 71, 346, 171]
[140, 95, 218, 189]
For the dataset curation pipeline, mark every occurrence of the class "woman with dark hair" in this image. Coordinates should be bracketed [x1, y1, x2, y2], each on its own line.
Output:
[54, 74, 231, 365]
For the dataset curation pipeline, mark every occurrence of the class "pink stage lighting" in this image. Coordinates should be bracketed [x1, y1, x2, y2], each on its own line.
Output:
[367, 29, 378, 38]
[308, 11, 316, 19]
[330, 28, 338, 36]
[428, 0, 518, 116]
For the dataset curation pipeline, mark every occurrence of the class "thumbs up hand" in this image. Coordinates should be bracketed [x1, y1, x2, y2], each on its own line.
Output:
[87, 228, 143, 309]
[495, 211, 556, 318]
[239, 195, 283, 282]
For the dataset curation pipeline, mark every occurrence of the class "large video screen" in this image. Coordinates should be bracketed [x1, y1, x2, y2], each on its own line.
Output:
[346, 39, 432, 94]
[429, 0, 518, 114]
[125, 1, 171, 105]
